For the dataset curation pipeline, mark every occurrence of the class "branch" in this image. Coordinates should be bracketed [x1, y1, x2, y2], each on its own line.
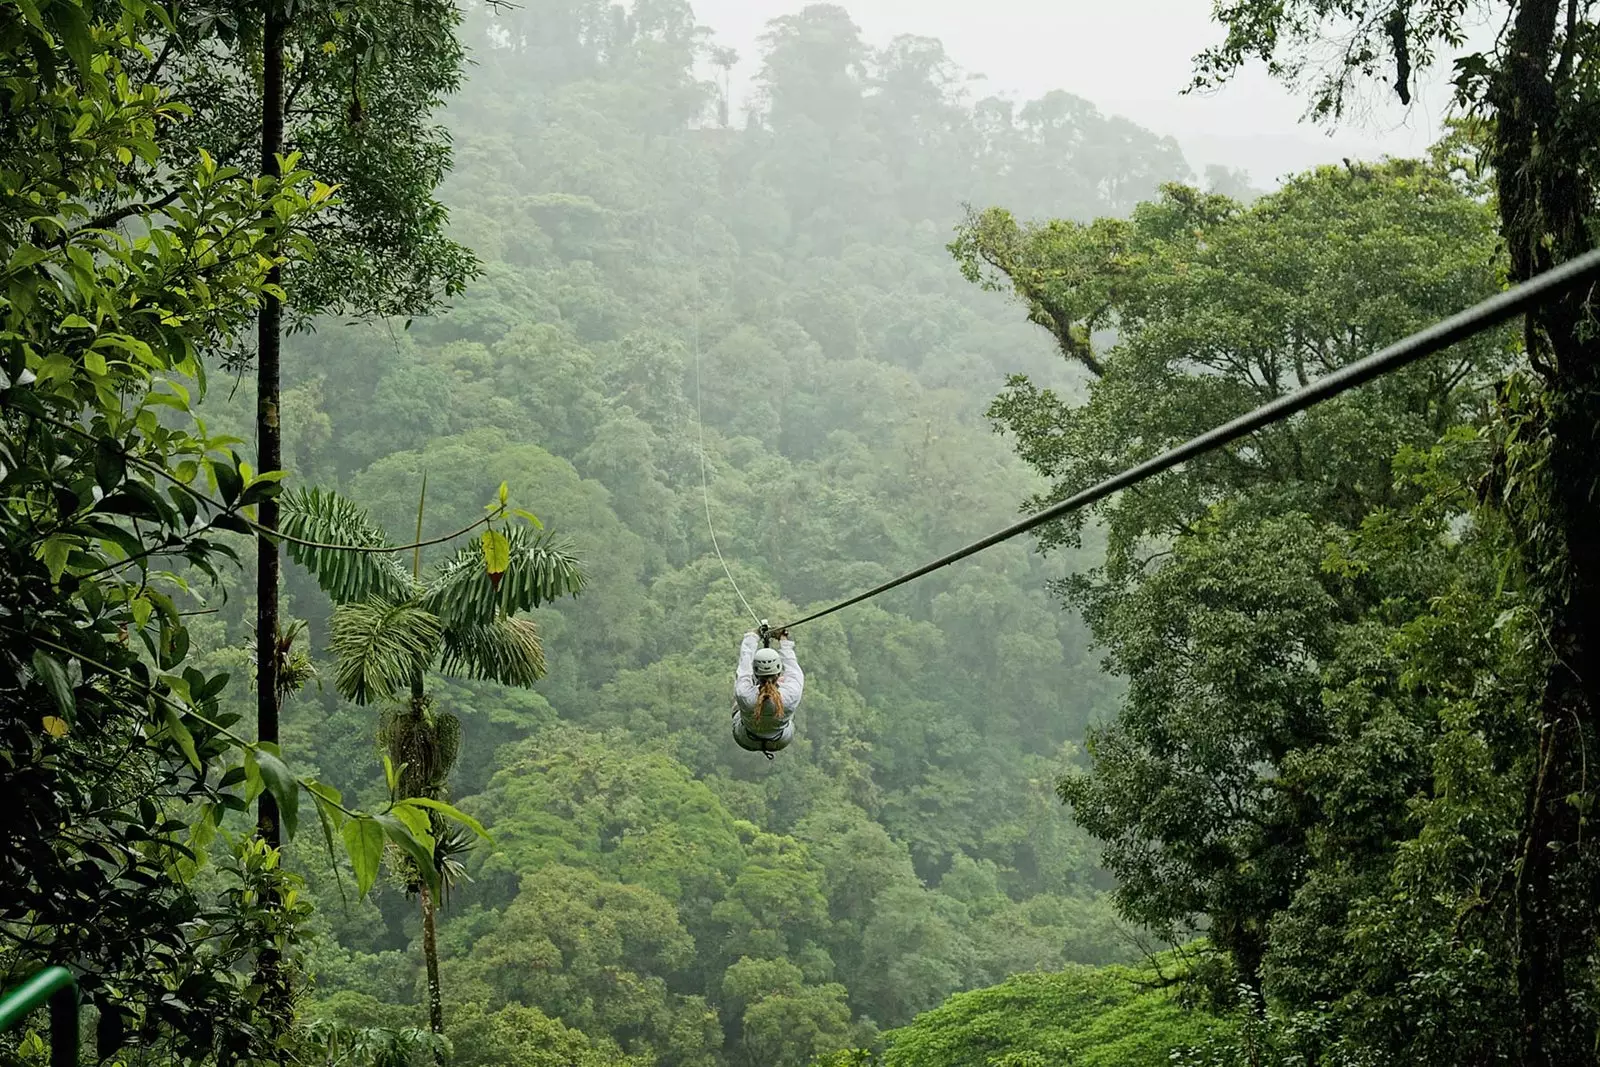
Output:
[25, 409, 499, 555]
[30, 633, 366, 823]
[79, 134, 255, 234]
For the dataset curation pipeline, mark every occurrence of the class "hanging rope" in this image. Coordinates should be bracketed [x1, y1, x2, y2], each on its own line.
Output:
[691, 219, 762, 627]
[769, 246, 1600, 633]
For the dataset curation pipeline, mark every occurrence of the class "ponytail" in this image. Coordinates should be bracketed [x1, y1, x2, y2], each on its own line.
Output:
[754, 676, 786, 730]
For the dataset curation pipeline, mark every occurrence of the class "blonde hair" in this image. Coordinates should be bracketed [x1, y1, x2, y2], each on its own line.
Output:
[753, 675, 786, 730]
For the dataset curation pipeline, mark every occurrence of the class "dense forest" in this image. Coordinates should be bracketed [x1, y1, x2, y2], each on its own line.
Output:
[3, 0, 1598, 1066]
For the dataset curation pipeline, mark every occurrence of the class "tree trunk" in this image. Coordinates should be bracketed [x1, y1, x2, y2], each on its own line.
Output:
[253, 0, 289, 1028]
[255, 0, 285, 849]
[405, 672, 447, 1059]
[1489, 2, 1600, 1063]
[420, 880, 445, 1064]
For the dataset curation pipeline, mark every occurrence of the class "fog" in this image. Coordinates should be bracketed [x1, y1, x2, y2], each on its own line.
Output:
[694, 0, 1474, 186]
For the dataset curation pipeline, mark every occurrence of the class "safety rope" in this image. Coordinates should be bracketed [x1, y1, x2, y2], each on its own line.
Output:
[691, 220, 762, 627]
[770, 246, 1600, 633]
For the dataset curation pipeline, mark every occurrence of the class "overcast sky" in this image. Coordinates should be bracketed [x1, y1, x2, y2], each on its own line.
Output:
[691, 0, 1473, 186]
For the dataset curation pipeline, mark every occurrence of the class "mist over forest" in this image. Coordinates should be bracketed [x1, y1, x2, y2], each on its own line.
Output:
[5, 0, 1599, 1065]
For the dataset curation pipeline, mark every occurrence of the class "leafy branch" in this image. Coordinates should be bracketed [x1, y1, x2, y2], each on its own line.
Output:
[29, 633, 490, 899]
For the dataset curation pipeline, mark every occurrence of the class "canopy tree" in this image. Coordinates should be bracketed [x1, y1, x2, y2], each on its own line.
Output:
[1193, 3, 1600, 1062]
[953, 161, 1510, 992]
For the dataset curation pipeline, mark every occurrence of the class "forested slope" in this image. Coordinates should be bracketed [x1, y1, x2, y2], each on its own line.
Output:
[181, 3, 1221, 1065]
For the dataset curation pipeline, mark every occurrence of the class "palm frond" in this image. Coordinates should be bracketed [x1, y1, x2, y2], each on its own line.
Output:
[422, 525, 585, 625]
[280, 487, 418, 605]
[438, 614, 547, 687]
[328, 599, 443, 705]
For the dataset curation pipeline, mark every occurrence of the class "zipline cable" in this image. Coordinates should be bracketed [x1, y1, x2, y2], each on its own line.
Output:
[772, 246, 1600, 633]
[691, 220, 762, 627]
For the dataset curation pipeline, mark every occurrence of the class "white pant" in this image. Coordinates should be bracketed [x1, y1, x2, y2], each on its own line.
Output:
[731, 706, 794, 752]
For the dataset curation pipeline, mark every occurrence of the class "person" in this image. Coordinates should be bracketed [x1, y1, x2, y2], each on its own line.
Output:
[732, 626, 803, 756]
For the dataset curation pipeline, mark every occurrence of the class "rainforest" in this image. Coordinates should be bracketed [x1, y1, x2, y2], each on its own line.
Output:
[3, 2, 1599, 1066]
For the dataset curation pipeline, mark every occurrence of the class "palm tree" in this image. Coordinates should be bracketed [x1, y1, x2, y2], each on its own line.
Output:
[279, 485, 584, 1052]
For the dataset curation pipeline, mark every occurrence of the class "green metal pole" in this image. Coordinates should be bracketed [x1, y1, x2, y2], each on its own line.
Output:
[0, 966, 78, 1067]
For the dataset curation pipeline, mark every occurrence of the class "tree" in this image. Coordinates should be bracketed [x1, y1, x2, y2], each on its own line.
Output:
[721, 957, 854, 1067]
[0, 4, 466, 1060]
[442, 865, 722, 1067]
[952, 161, 1509, 991]
[116, 0, 480, 868]
[1193, 5, 1599, 1060]
[279, 485, 584, 1048]
[875, 960, 1229, 1067]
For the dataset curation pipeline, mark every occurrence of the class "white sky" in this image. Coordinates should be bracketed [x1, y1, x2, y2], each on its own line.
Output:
[691, 0, 1473, 186]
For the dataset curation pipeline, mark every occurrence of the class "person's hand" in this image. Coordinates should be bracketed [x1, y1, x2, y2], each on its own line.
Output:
[776, 629, 790, 642]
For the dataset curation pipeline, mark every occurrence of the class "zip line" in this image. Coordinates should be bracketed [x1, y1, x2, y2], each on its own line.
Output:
[770, 247, 1600, 634]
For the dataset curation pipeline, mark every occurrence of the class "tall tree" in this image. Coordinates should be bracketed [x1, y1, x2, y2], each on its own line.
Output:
[953, 162, 1509, 990]
[0, 3, 475, 1059]
[1193, 4, 1599, 1061]
[115, 0, 480, 855]
[279, 485, 585, 1047]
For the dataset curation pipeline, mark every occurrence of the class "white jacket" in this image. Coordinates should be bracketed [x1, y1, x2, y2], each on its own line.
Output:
[734, 631, 803, 728]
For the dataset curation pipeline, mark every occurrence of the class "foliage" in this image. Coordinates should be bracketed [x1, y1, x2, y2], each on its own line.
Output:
[281, 487, 584, 706]
[165, 2, 1497, 1065]
[874, 961, 1230, 1067]
[1190, 0, 1600, 1060]
[0, 5, 484, 1062]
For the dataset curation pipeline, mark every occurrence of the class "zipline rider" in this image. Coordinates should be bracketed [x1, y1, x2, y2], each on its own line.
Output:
[731, 622, 804, 759]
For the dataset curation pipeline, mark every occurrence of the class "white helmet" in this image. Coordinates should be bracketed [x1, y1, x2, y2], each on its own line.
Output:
[752, 648, 783, 678]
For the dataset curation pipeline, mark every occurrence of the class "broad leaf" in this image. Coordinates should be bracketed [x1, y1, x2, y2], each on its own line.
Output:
[481, 528, 510, 581]
[162, 705, 201, 771]
[377, 813, 440, 894]
[404, 797, 493, 842]
[253, 748, 299, 840]
[341, 817, 385, 899]
[31, 650, 74, 718]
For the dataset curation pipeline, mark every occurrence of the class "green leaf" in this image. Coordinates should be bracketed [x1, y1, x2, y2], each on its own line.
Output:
[212, 455, 243, 504]
[31, 650, 74, 718]
[308, 781, 348, 902]
[391, 800, 432, 838]
[328, 599, 442, 705]
[512, 508, 544, 530]
[377, 813, 439, 894]
[242, 749, 265, 804]
[481, 528, 510, 577]
[162, 705, 201, 770]
[253, 748, 299, 840]
[341, 816, 385, 899]
[7, 243, 48, 271]
[404, 797, 494, 843]
[438, 614, 547, 687]
[423, 526, 584, 623]
[41, 537, 72, 582]
[49, 0, 96, 78]
[277, 487, 415, 604]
